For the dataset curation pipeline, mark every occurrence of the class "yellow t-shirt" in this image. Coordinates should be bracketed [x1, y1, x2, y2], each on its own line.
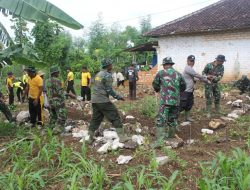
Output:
[22, 74, 29, 84]
[81, 72, 91, 86]
[28, 75, 43, 99]
[67, 71, 74, 81]
[13, 82, 23, 90]
[6, 77, 14, 88]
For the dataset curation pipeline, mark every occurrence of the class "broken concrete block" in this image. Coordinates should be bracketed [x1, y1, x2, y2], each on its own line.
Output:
[72, 130, 88, 138]
[16, 111, 30, 122]
[231, 109, 245, 115]
[180, 121, 191, 127]
[132, 135, 144, 145]
[135, 127, 142, 133]
[246, 96, 250, 101]
[126, 115, 135, 119]
[65, 125, 74, 132]
[111, 139, 124, 150]
[209, 119, 226, 130]
[186, 139, 195, 144]
[116, 155, 133, 164]
[201, 129, 214, 134]
[165, 139, 184, 148]
[97, 141, 112, 154]
[231, 99, 243, 107]
[156, 156, 169, 165]
[226, 101, 232, 105]
[227, 113, 239, 119]
[103, 130, 119, 141]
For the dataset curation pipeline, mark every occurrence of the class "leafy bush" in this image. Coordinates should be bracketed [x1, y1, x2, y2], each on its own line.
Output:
[198, 148, 250, 190]
[139, 96, 158, 118]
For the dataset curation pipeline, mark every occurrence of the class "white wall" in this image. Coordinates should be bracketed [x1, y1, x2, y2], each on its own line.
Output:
[157, 30, 250, 81]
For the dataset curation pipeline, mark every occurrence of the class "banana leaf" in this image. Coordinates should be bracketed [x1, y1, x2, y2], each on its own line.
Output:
[0, 0, 83, 30]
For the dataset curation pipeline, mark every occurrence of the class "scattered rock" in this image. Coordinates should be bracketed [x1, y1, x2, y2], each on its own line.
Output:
[124, 140, 138, 149]
[221, 116, 235, 122]
[65, 125, 74, 132]
[111, 139, 124, 150]
[186, 139, 195, 144]
[226, 101, 232, 105]
[180, 121, 191, 127]
[126, 115, 135, 119]
[16, 111, 30, 122]
[231, 99, 243, 108]
[77, 96, 83, 101]
[227, 113, 239, 119]
[222, 92, 229, 99]
[116, 155, 133, 164]
[246, 96, 250, 101]
[231, 109, 246, 116]
[72, 130, 89, 138]
[201, 129, 214, 134]
[103, 130, 119, 141]
[135, 127, 142, 133]
[209, 119, 226, 130]
[156, 156, 169, 165]
[165, 138, 184, 148]
[131, 135, 144, 145]
[97, 141, 113, 154]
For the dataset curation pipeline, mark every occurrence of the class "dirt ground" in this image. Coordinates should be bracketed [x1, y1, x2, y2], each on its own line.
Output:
[0, 84, 249, 189]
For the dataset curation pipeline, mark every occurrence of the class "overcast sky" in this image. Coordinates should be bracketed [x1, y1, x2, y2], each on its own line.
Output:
[1, 0, 220, 37]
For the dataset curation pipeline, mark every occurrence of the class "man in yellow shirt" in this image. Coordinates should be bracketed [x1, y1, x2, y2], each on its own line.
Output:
[81, 66, 91, 101]
[6, 72, 14, 105]
[66, 67, 76, 97]
[24, 66, 43, 127]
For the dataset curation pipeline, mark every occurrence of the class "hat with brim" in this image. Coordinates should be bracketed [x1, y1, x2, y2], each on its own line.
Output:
[215, 54, 226, 62]
[38, 70, 45, 76]
[50, 66, 59, 75]
[162, 57, 175, 65]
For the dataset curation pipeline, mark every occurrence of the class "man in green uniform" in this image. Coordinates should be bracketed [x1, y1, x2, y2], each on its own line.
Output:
[47, 66, 67, 133]
[89, 58, 126, 143]
[233, 75, 250, 95]
[152, 57, 186, 147]
[202, 55, 225, 118]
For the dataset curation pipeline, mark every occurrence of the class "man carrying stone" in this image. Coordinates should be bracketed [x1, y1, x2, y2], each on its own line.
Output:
[180, 55, 209, 121]
[202, 55, 225, 118]
[152, 57, 186, 147]
[89, 58, 127, 143]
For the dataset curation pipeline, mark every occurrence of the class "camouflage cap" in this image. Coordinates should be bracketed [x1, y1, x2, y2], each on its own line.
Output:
[216, 54, 226, 62]
[50, 66, 59, 75]
[162, 57, 175, 65]
[101, 58, 112, 68]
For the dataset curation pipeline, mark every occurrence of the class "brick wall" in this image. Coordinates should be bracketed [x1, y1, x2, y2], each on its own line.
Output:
[137, 65, 158, 86]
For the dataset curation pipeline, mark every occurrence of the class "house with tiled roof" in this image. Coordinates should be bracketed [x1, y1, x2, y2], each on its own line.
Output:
[145, 0, 250, 81]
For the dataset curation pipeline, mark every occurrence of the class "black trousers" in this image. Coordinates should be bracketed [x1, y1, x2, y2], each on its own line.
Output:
[81, 86, 91, 101]
[28, 97, 42, 125]
[180, 91, 194, 112]
[67, 80, 76, 95]
[117, 80, 125, 87]
[129, 81, 136, 100]
[16, 88, 23, 102]
[8, 87, 14, 105]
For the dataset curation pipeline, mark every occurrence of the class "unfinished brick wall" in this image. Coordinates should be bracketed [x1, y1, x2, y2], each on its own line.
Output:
[137, 66, 158, 86]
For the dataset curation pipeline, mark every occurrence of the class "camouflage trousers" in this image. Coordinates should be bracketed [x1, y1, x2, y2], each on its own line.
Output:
[49, 98, 67, 127]
[156, 105, 179, 138]
[204, 83, 221, 106]
[0, 101, 13, 121]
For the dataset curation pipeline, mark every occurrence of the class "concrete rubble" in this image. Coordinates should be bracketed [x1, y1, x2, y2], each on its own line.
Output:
[209, 119, 226, 130]
[180, 121, 191, 127]
[16, 111, 30, 123]
[116, 155, 133, 164]
[131, 135, 144, 145]
[126, 115, 135, 119]
[156, 156, 169, 165]
[201, 129, 214, 134]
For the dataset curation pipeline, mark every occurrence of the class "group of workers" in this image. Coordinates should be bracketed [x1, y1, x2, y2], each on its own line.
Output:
[0, 55, 249, 146]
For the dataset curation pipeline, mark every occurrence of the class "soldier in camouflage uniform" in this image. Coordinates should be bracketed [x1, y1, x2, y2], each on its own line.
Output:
[47, 66, 67, 132]
[233, 75, 250, 95]
[89, 58, 126, 143]
[152, 57, 186, 147]
[0, 90, 14, 122]
[202, 55, 226, 118]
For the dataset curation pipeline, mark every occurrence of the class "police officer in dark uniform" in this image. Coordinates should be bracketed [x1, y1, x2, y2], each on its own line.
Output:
[127, 62, 139, 100]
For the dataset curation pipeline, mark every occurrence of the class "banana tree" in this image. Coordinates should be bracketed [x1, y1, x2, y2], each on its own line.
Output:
[0, 0, 83, 68]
